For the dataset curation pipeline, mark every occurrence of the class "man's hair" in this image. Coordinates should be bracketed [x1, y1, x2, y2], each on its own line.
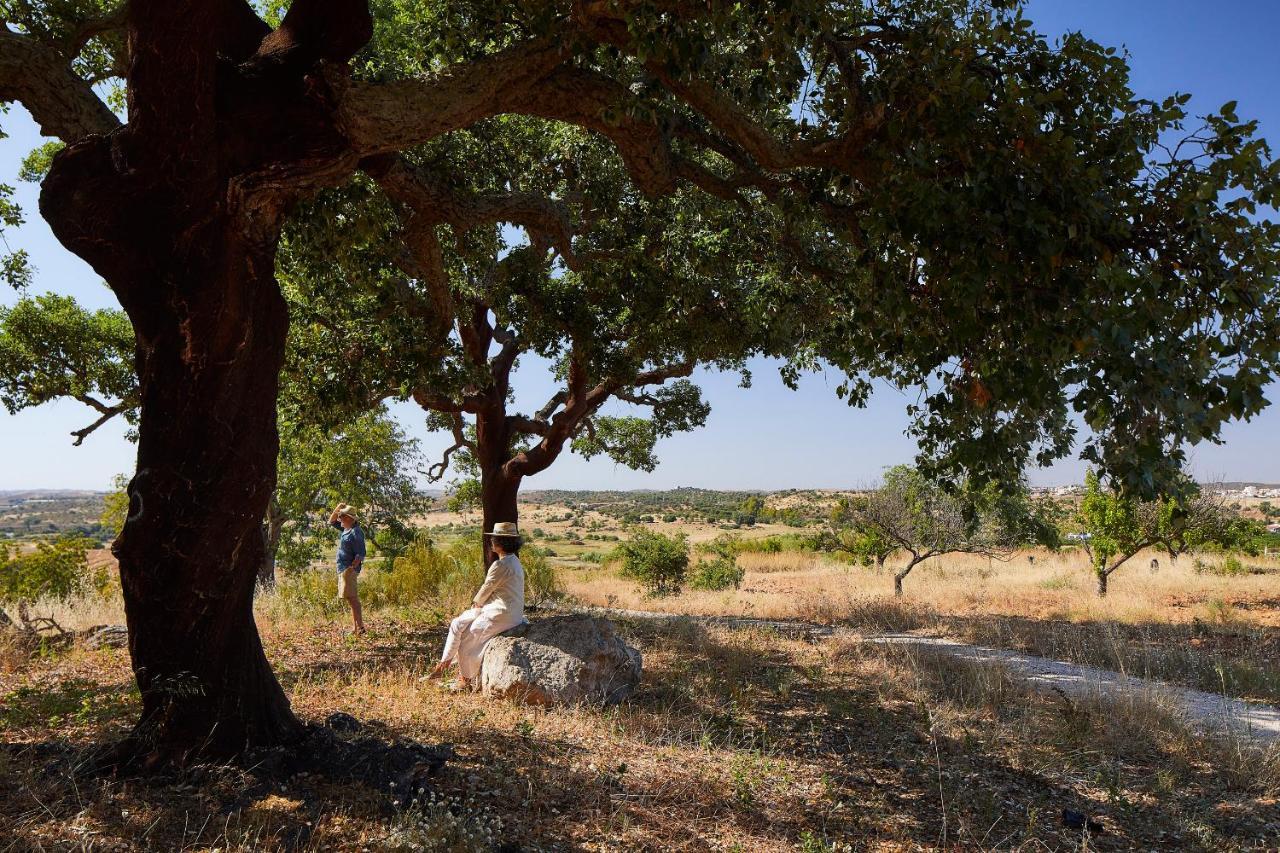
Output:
[493, 536, 522, 555]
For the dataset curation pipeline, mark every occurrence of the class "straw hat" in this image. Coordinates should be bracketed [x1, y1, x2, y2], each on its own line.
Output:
[336, 503, 359, 522]
[484, 521, 520, 538]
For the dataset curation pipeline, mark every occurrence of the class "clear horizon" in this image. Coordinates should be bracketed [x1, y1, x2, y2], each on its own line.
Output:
[2, 0, 1278, 492]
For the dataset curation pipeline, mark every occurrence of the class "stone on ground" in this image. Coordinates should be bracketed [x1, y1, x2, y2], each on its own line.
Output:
[480, 615, 642, 706]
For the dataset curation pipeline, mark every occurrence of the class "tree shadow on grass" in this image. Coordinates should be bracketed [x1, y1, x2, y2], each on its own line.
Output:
[1, 714, 459, 852]
[610, 616, 1280, 849]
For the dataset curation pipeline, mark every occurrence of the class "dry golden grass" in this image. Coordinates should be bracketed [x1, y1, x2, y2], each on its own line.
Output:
[564, 547, 1280, 627]
[4, 608, 1277, 850]
[561, 547, 1280, 704]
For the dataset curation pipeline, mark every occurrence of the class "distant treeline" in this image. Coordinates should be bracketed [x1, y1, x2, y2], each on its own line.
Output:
[520, 488, 829, 527]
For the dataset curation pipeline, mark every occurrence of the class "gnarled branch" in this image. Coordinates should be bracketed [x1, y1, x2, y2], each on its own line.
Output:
[0, 28, 120, 140]
[425, 412, 471, 482]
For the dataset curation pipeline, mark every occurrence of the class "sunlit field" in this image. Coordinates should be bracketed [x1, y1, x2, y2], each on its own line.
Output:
[561, 545, 1280, 705]
[562, 546, 1280, 626]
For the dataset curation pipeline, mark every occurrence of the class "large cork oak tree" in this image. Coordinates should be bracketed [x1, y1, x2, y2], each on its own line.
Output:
[3, 0, 1276, 768]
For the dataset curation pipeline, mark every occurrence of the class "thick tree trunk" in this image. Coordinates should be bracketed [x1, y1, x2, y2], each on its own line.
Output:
[28, 0, 372, 771]
[41, 138, 303, 766]
[1096, 570, 1108, 597]
[114, 233, 300, 766]
[480, 468, 522, 567]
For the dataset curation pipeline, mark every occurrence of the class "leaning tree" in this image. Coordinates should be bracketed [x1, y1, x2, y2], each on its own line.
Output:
[3, 0, 1277, 766]
[843, 465, 1028, 595]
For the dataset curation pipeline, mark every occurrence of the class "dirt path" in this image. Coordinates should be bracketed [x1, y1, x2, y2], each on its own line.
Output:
[546, 603, 1280, 744]
[867, 634, 1280, 743]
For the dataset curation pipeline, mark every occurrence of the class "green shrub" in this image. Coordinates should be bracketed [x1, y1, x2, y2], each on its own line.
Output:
[275, 567, 346, 618]
[0, 536, 97, 627]
[1193, 555, 1264, 577]
[369, 536, 460, 607]
[616, 530, 689, 596]
[522, 547, 562, 604]
[436, 561, 485, 614]
[689, 555, 745, 591]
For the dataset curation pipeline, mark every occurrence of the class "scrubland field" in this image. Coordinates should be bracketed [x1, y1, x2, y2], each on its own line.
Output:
[4, 498, 1280, 850]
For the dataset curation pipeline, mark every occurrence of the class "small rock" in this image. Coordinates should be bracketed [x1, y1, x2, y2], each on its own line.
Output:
[323, 712, 361, 733]
[1061, 808, 1104, 834]
[82, 625, 129, 650]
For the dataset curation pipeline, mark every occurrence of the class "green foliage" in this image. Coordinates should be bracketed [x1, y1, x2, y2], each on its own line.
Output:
[1076, 470, 1236, 590]
[446, 478, 482, 515]
[689, 556, 745, 592]
[270, 404, 426, 571]
[0, 295, 137, 442]
[689, 535, 746, 590]
[0, 178, 31, 290]
[1077, 470, 1149, 578]
[99, 474, 130, 540]
[17, 141, 64, 183]
[520, 547, 562, 605]
[616, 530, 690, 597]
[370, 535, 484, 612]
[0, 536, 95, 618]
[826, 496, 899, 566]
[1193, 555, 1267, 577]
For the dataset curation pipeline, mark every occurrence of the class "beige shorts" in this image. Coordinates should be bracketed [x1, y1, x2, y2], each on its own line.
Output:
[337, 567, 360, 601]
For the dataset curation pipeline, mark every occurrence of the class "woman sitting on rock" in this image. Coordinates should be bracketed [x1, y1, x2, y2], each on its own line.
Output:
[428, 522, 526, 691]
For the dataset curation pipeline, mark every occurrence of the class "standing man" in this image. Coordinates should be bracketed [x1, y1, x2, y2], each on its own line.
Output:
[329, 503, 367, 635]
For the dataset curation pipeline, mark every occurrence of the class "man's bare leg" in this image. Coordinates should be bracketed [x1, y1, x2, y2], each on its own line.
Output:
[349, 597, 366, 634]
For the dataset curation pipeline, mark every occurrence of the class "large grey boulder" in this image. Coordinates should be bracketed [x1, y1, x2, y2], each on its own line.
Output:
[480, 615, 642, 706]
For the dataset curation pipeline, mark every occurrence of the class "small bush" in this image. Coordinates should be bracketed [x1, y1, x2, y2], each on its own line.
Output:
[0, 536, 96, 629]
[616, 530, 689, 596]
[1194, 555, 1265, 577]
[689, 556, 745, 591]
[275, 568, 346, 618]
[371, 536, 458, 606]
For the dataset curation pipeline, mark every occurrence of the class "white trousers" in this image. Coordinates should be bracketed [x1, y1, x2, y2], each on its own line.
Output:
[441, 606, 522, 679]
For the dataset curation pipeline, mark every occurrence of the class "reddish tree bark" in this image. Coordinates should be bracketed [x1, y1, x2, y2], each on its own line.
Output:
[36, 1, 371, 767]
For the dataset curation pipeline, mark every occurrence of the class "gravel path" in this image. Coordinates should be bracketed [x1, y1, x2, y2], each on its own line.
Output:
[547, 603, 1280, 744]
[867, 634, 1280, 743]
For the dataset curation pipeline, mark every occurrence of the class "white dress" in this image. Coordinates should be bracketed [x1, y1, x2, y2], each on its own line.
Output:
[440, 553, 525, 679]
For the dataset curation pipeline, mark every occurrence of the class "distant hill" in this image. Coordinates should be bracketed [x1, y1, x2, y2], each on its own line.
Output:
[0, 489, 106, 505]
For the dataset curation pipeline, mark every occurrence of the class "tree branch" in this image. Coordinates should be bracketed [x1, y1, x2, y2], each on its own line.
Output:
[69, 402, 129, 446]
[333, 35, 567, 156]
[535, 390, 568, 422]
[0, 28, 120, 140]
[425, 412, 471, 481]
[365, 155, 581, 269]
[508, 414, 550, 437]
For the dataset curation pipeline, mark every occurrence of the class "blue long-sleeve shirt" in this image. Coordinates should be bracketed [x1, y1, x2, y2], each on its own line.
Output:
[332, 521, 366, 572]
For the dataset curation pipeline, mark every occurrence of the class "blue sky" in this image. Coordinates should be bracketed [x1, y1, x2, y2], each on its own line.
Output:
[2, 1, 1279, 491]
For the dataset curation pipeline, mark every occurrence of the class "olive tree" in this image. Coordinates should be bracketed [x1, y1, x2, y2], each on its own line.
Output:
[847, 465, 1031, 595]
